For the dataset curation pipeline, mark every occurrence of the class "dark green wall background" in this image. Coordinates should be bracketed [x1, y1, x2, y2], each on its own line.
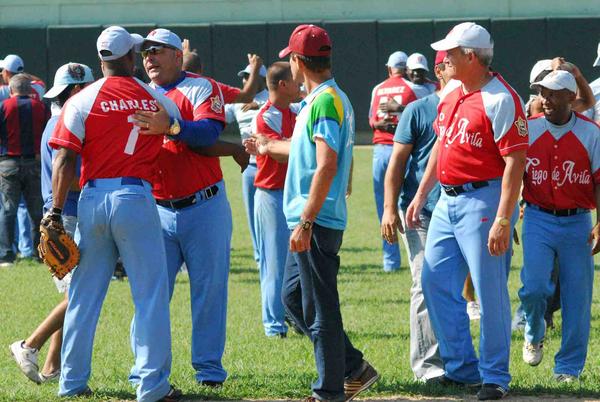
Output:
[6, 18, 599, 135]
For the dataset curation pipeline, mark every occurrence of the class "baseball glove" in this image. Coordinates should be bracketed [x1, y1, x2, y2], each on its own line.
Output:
[38, 210, 80, 279]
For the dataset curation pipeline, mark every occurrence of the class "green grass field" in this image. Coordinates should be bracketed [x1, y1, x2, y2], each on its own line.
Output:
[1, 146, 599, 401]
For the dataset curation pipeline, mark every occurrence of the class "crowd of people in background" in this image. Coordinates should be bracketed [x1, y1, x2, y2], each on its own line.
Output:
[2, 20, 600, 402]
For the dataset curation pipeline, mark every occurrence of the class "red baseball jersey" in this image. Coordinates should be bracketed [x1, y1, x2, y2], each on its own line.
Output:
[252, 100, 298, 190]
[369, 76, 434, 144]
[49, 76, 181, 187]
[0, 96, 48, 156]
[434, 74, 529, 186]
[523, 112, 600, 210]
[217, 82, 241, 104]
[152, 71, 226, 200]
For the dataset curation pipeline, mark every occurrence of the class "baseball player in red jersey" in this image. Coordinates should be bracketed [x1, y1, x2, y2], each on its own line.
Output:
[49, 26, 182, 401]
[131, 28, 231, 387]
[406, 22, 528, 400]
[519, 70, 600, 381]
[250, 61, 300, 337]
[369, 51, 434, 272]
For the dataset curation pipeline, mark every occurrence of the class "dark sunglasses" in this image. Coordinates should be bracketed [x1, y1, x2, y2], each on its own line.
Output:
[141, 44, 176, 58]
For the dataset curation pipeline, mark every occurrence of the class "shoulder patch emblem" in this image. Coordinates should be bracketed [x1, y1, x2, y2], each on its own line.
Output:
[514, 116, 528, 137]
[210, 95, 223, 114]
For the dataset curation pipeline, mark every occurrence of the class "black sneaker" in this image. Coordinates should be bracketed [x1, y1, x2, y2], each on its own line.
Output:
[158, 386, 182, 401]
[199, 380, 223, 388]
[69, 386, 92, 397]
[344, 360, 380, 401]
[477, 383, 508, 400]
[430, 375, 481, 389]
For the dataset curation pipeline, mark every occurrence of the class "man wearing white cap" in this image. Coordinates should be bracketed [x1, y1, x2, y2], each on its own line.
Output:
[50, 26, 182, 401]
[406, 22, 529, 400]
[519, 70, 600, 382]
[528, 58, 594, 117]
[132, 27, 231, 387]
[9, 62, 94, 385]
[406, 53, 437, 93]
[369, 49, 432, 272]
[0, 54, 46, 101]
[225, 62, 269, 265]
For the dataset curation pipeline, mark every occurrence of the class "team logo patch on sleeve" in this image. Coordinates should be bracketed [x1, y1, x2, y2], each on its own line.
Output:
[515, 116, 528, 137]
[210, 95, 223, 113]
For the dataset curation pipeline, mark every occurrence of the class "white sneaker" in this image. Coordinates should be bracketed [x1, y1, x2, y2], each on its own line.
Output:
[523, 340, 544, 366]
[467, 301, 481, 321]
[554, 373, 578, 383]
[9, 340, 41, 384]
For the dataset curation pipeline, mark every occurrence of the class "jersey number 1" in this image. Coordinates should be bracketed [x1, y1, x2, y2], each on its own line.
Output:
[125, 115, 140, 155]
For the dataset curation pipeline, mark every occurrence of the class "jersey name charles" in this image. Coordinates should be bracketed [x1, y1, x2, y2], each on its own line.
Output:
[99, 98, 160, 113]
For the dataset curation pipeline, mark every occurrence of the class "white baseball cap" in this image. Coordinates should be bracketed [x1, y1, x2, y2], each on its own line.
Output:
[237, 64, 267, 78]
[529, 59, 552, 84]
[530, 70, 577, 94]
[0, 55, 24, 73]
[431, 22, 493, 51]
[593, 42, 600, 67]
[143, 28, 183, 51]
[44, 63, 95, 99]
[97, 26, 143, 61]
[407, 53, 429, 72]
[386, 51, 408, 68]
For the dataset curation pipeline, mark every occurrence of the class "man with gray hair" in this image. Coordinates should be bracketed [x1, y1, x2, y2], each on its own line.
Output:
[406, 22, 528, 400]
[0, 74, 48, 267]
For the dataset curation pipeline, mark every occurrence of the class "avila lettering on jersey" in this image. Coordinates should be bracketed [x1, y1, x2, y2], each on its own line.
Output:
[523, 113, 600, 210]
[434, 74, 529, 186]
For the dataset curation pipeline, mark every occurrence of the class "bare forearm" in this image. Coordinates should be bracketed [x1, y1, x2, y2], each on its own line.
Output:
[496, 150, 527, 219]
[302, 164, 337, 221]
[383, 144, 410, 213]
[236, 75, 260, 104]
[191, 140, 243, 157]
[51, 149, 77, 209]
[266, 139, 290, 162]
[573, 74, 595, 112]
[413, 141, 439, 202]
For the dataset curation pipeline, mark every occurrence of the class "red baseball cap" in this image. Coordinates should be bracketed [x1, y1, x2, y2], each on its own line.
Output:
[279, 24, 332, 58]
[434, 50, 447, 65]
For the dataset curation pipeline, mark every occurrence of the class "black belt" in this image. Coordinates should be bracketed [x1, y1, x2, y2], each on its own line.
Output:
[526, 202, 587, 217]
[441, 181, 489, 197]
[156, 185, 219, 210]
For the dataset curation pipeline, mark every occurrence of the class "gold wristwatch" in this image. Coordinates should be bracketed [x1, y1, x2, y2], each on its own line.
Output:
[299, 219, 313, 230]
[495, 217, 510, 227]
[168, 118, 181, 136]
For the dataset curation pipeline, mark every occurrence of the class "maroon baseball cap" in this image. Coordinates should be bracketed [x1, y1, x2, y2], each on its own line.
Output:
[278, 24, 332, 58]
[434, 50, 447, 65]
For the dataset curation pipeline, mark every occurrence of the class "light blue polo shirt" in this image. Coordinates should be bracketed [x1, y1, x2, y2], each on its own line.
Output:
[283, 78, 355, 230]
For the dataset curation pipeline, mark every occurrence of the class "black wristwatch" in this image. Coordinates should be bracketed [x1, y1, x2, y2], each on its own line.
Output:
[299, 219, 313, 231]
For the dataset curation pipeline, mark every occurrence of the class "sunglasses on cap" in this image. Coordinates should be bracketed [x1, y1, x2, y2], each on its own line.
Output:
[141, 44, 177, 58]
